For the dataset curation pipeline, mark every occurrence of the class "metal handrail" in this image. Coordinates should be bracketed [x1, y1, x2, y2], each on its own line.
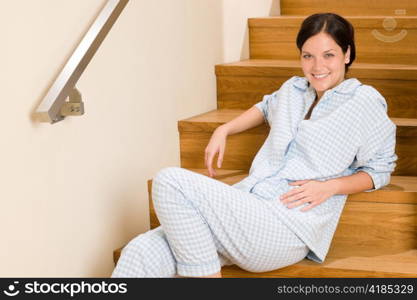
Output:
[35, 0, 129, 124]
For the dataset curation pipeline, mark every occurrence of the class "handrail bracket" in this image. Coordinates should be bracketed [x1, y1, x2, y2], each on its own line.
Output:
[60, 88, 85, 119]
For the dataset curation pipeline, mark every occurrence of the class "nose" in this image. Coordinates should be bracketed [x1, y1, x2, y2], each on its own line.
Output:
[312, 57, 325, 72]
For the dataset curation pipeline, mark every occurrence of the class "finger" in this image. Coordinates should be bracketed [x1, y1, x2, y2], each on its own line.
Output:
[280, 188, 302, 200]
[289, 180, 309, 186]
[280, 189, 304, 203]
[300, 201, 318, 212]
[286, 196, 310, 209]
[217, 146, 224, 168]
[205, 151, 210, 174]
[206, 152, 215, 177]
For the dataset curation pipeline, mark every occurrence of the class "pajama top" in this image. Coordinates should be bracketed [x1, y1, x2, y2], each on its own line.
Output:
[232, 76, 398, 263]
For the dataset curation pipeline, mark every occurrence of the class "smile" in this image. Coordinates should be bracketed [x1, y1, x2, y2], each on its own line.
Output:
[312, 73, 330, 79]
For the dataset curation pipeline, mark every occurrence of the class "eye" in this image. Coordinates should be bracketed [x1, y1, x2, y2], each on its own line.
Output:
[325, 53, 335, 58]
[302, 54, 312, 59]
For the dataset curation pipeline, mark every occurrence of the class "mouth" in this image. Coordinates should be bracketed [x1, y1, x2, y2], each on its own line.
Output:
[312, 73, 330, 79]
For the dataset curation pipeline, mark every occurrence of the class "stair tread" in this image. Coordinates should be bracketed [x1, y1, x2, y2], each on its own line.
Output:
[217, 59, 417, 72]
[179, 108, 417, 132]
[216, 59, 417, 81]
[188, 167, 417, 192]
[224, 249, 417, 277]
[249, 15, 417, 24]
[252, 15, 417, 18]
[392, 117, 417, 127]
[113, 246, 417, 277]
[280, 0, 417, 17]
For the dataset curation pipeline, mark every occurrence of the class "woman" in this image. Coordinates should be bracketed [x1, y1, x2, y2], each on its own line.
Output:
[112, 13, 397, 278]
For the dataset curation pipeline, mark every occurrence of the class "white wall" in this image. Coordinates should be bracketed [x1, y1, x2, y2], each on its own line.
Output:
[223, 0, 280, 61]
[0, 0, 279, 277]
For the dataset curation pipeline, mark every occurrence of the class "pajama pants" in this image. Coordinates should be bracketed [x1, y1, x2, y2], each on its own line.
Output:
[111, 167, 309, 278]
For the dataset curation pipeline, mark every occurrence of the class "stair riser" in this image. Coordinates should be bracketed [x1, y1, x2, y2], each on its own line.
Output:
[331, 201, 417, 256]
[280, 0, 417, 16]
[180, 129, 417, 176]
[179, 131, 265, 170]
[249, 17, 417, 64]
[217, 75, 417, 118]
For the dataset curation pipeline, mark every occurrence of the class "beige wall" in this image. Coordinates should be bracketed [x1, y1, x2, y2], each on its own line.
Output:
[0, 0, 279, 277]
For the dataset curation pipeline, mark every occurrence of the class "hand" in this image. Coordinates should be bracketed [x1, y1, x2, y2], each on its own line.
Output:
[279, 180, 337, 212]
[205, 126, 228, 177]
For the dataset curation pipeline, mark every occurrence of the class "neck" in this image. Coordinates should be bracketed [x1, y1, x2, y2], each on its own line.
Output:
[314, 76, 346, 101]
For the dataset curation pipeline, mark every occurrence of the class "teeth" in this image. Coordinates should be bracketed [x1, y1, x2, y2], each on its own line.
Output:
[313, 73, 329, 79]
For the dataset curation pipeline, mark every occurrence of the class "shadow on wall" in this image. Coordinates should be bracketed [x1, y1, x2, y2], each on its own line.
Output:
[239, 0, 281, 60]
[270, 0, 281, 16]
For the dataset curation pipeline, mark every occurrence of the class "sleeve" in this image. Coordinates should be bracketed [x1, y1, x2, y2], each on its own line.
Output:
[254, 94, 274, 125]
[253, 76, 299, 126]
[351, 119, 398, 192]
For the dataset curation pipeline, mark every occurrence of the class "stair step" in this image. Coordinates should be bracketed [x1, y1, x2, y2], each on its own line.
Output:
[216, 59, 417, 119]
[179, 109, 417, 132]
[280, 0, 417, 16]
[249, 16, 417, 65]
[179, 109, 417, 175]
[216, 59, 417, 80]
[112, 245, 417, 277]
[221, 250, 417, 277]
[179, 109, 267, 170]
[113, 168, 417, 277]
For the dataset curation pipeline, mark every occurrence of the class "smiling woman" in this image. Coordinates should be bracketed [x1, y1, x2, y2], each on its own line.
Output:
[296, 13, 355, 100]
[112, 13, 397, 279]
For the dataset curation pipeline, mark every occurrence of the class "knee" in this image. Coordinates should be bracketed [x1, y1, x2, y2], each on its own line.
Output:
[153, 167, 182, 186]
[124, 228, 164, 254]
[152, 167, 183, 207]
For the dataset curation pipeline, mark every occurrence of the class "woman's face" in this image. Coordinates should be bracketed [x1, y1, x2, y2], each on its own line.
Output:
[300, 31, 350, 99]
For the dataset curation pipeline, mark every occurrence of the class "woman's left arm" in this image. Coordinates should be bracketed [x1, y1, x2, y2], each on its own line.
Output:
[326, 171, 374, 195]
[280, 118, 398, 211]
[280, 174, 371, 212]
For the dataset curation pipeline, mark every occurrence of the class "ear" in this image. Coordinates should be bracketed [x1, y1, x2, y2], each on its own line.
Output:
[345, 45, 351, 64]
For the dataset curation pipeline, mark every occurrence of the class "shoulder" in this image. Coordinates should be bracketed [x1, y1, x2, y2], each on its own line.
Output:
[287, 76, 309, 91]
[267, 76, 307, 99]
[354, 83, 395, 130]
[355, 83, 388, 112]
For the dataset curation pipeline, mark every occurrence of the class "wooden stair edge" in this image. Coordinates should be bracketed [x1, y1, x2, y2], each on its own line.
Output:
[248, 15, 417, 26]
[178, 109, 417, 132]
[215, 59, 417, 81]
[279, 0, 417, 16]
[112, 247, 417, 277]
[146, 168, 417, 204]
[216, 59, 417, 70]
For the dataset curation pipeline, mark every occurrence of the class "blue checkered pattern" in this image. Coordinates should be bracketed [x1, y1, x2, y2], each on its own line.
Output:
[112, 76, 397, 277]
[112, 167, 309, 277]
[233, 76, 397, 262]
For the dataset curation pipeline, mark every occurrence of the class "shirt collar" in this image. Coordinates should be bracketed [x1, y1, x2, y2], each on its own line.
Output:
[292, 76, 362, 96]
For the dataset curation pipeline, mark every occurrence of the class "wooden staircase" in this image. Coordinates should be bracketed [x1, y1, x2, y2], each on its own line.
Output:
[114, 1, 417, 277]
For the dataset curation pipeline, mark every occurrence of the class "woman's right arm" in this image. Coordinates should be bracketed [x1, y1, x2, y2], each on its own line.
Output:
[219, 105, 265, 136]
[205, 106, 265, 177]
